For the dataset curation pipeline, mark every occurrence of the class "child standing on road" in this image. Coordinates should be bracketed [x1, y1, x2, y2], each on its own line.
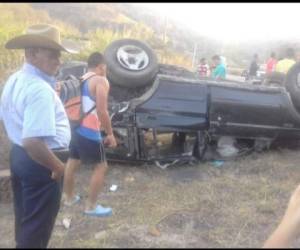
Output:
[197, 57, 210, 77]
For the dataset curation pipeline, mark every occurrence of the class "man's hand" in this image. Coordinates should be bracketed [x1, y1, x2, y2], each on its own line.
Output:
[51, 163, 65, 181]
[23, 138, 66, 180]
[104, 134, 117, 148]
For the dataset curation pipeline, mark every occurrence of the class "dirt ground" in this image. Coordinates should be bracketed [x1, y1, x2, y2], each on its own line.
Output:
[1, 148, 300, 248]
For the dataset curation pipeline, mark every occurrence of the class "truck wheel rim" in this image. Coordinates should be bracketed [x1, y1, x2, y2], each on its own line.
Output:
[117, 45, 149, 71]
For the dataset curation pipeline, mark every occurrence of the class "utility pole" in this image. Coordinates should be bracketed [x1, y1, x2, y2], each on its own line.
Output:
[192, 42, 198, 70]
[163, 15, 168, 44]
[163, 15, 168, 64]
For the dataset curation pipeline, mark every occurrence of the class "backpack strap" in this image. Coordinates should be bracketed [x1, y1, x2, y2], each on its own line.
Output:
[80, 72, 97, 82]
[77, 104, 96, 125]
[78, 73, 97, 124]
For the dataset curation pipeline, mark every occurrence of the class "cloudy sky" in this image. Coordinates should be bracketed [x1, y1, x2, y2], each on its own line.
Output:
[136, 3, 300, 44]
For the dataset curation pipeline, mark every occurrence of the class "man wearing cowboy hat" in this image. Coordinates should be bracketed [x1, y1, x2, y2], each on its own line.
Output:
[0, 24, 78, 248]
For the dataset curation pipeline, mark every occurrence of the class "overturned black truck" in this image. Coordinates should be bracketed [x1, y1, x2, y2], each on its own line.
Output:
[57, 39, 300, 166]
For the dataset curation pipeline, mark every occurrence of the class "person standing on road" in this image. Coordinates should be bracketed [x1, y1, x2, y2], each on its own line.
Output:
[266, 52, 277, 74]
[220, 56, 227, 69]
[197, 57, 210, 77]
[275, 48, 296, 74]
[211, 55, 226, 80]
[0, 24, 77, 248]
[248, 53, 259, 79]
[63, 52, 117, 217]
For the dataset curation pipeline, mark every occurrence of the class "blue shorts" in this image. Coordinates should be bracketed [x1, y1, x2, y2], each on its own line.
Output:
[69, 131, 106, 164]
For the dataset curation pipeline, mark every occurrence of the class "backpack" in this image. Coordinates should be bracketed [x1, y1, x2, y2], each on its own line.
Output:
[59, 73, 96, 130]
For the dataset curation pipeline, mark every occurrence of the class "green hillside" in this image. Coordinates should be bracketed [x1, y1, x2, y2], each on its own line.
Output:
[0, 2, 197, 82]
[1, 2, 299, 79]
[31, 3, 197, 68]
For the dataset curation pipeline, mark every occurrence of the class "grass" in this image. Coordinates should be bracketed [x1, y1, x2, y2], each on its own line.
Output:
[57, 151, 300, 247]
[2, 145, 300, 247]
[0, 124, 10, 168]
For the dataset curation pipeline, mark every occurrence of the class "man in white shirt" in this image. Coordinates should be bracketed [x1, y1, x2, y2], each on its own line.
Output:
[0, 24, 77, 248]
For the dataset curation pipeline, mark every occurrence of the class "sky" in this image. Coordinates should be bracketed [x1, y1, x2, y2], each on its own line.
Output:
[135, 3, 300, 44]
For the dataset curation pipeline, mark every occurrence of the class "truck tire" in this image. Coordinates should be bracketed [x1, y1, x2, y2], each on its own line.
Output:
[56, 61, 87, 81]
[193, 131, 207, 160]
[104, 39, 158, 88]
[285, 62, 300, 111]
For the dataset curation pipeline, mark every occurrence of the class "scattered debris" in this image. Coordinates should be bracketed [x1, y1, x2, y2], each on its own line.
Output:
[94, 230, 107, 240]
[148, 226, 161, 237]
[125, 176, 135, 182]
[155, 159, 180, 170]
[211, 160, 225, 168]
[217, 136, 239, 158]
[110, 184, 118, 192]
[62, 218, 71, 229]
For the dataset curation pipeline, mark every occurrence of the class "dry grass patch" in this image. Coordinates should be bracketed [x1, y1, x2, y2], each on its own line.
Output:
[2, 148, 300, 248]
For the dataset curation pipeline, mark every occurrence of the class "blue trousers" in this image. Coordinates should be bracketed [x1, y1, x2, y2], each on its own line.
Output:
[10, 144, 62, 248]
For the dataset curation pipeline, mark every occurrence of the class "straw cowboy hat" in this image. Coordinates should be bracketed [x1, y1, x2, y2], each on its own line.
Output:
[5, 24, 78, 53]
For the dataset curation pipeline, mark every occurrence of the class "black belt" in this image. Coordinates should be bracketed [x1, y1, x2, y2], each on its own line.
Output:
[52, 148, 69, 162]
